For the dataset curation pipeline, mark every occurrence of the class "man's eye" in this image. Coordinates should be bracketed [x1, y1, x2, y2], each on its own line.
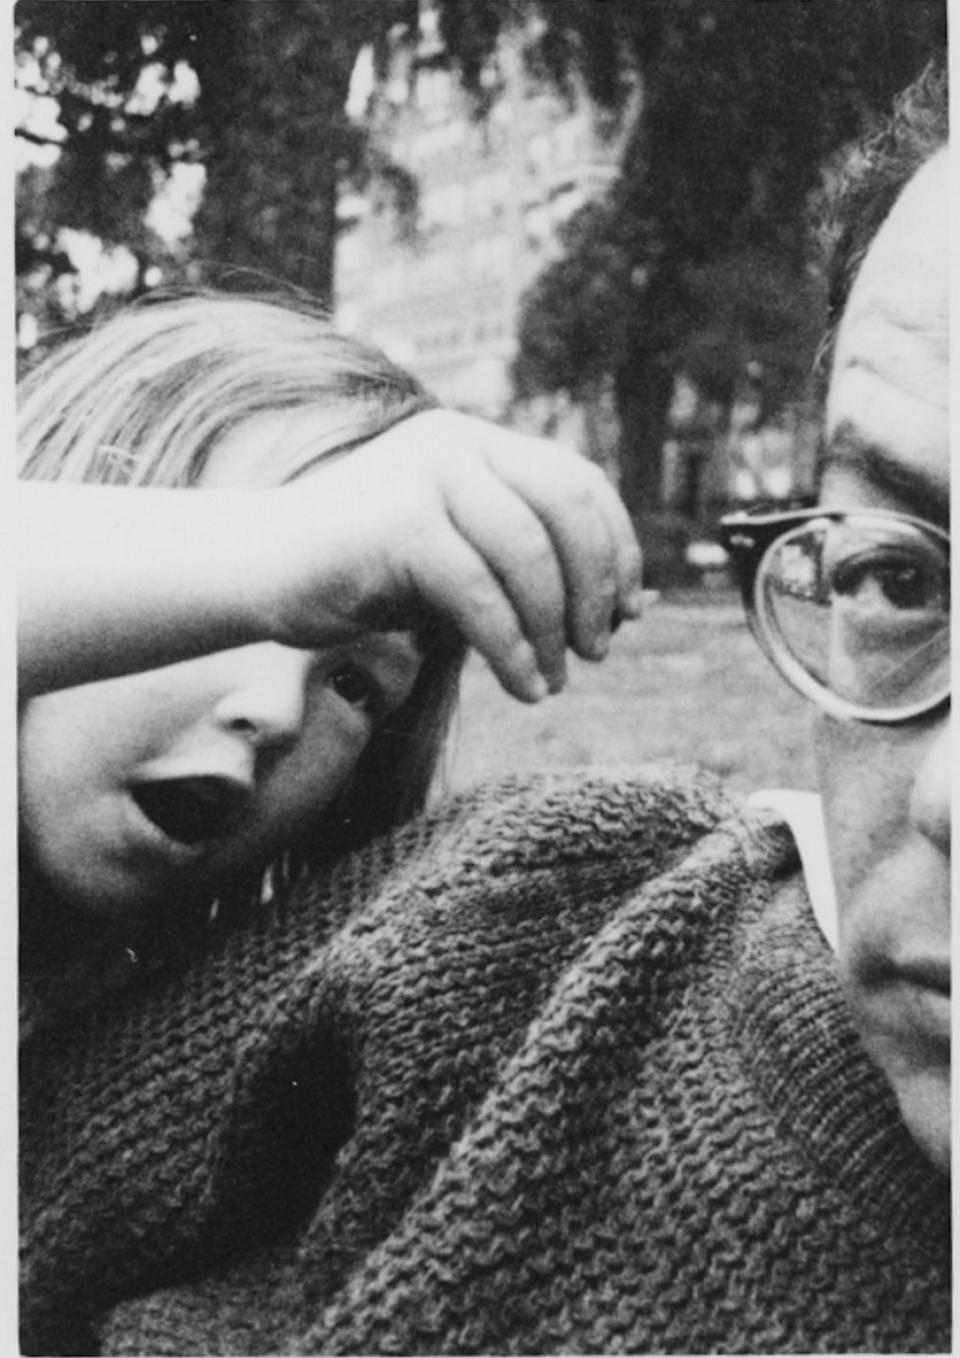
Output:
[329, 667, 383, 716]
[830, 552, 948, 614]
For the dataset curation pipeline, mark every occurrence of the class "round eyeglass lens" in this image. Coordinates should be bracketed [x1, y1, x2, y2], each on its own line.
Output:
[757, 515, 950, 717]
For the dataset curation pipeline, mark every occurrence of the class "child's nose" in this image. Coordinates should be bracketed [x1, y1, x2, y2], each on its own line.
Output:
[213, 644, 313, 749]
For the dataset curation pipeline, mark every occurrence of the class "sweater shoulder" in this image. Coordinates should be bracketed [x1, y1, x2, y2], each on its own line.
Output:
[386, 766, 737, 880]
[291, 768, 802, 984]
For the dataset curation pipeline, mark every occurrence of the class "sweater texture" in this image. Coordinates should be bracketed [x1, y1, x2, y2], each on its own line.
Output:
[20, 771, 950, 1355]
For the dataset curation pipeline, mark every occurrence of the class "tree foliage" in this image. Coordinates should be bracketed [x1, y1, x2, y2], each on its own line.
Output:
[15, 0, 418, 336]
[503, 0, 946, 517]
[16, 2, 216, 298]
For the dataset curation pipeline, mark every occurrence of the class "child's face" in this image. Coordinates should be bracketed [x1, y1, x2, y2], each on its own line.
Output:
[19, 408, 424, 924]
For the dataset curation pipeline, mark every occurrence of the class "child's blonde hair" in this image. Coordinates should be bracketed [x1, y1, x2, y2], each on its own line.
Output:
[19, 290, 467, 923]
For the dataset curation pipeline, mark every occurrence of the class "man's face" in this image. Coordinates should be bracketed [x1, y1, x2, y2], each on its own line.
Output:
[816, 149, 950, 1170]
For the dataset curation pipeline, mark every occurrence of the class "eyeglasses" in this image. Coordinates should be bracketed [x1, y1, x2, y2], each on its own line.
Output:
[719, 508, 950, 725]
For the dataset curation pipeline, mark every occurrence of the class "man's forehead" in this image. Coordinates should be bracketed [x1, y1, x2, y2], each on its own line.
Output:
[851, 147, 949, 277]
[832, 149, 949, 381]
[825, 148, 949, 521]
[820, 420, 948, 526]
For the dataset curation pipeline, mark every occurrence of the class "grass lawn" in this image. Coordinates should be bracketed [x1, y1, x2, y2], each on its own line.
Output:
[441, 589, 818, 799]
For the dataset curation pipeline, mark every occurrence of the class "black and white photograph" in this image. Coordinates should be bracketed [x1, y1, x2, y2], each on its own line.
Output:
[15, 2, 950, 1352]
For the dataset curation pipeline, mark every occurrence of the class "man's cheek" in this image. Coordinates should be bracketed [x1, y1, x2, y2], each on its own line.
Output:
[813, 716, 908, 903]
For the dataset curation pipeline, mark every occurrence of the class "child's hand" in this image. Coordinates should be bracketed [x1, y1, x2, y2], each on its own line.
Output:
[18, 411, 642, 702]
[262, 411, 644, 702]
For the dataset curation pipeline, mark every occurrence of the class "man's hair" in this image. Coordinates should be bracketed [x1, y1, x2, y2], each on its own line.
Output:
[816, 59, 948, 379]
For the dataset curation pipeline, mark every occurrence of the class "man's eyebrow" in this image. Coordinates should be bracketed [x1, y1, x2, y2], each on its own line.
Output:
[821, 421, 948, 527]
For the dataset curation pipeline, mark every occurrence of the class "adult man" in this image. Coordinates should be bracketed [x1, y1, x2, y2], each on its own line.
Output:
[812, 138, 950, 1173]
[724, 78, 950, 1175]
[20, 65, 949, 1355]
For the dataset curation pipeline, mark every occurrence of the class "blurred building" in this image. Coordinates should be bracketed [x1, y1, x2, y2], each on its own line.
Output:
[334, 10, 632, 420]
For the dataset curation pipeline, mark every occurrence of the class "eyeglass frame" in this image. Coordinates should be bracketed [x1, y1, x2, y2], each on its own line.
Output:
[718, 506, 951, 727]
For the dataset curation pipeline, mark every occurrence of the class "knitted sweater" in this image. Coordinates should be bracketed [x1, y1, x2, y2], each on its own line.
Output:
[19, 772, 950, 1355]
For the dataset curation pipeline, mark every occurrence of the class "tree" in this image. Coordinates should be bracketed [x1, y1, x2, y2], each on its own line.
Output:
[184, 1, 418, 300]
[14, 0, 419, 341]
[501, 0, 947, 524]
[16, 1, 216, 326]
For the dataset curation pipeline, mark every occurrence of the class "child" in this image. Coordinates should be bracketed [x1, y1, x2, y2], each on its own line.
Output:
[17, 290, 642, 1013]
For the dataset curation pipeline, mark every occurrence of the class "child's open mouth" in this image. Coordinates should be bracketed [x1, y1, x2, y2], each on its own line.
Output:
[130, 776, 250, 846]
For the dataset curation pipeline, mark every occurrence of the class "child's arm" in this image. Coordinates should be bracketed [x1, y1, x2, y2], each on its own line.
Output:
[17, 480, 278, 696]
[19, 410, 643, 701]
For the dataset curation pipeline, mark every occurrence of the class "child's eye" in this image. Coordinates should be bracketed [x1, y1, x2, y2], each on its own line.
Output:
[329, 666, 384, 717]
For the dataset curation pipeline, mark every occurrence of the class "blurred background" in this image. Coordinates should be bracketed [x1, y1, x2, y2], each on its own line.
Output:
[14, 0, 947, 793]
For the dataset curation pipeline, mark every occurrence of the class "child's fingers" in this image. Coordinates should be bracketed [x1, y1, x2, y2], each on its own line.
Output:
[441, 467, 569, 692]
[274, 410, 643, 690]
[482, 442, 642, 658]
[587, 474, 645, 619]
[352, 414, 643, 657]
[407, 524, 557, 703]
